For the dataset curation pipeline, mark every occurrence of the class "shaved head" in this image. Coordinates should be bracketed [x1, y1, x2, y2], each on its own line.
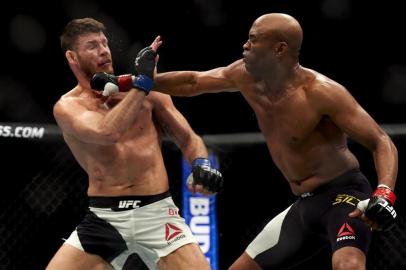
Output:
[253, 13, 303, 57]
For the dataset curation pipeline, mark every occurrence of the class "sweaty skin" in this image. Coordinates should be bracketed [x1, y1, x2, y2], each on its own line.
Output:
[57, 89, 171, 196]
[153, 13, 398, 196]
[153, 13, 397, 270]
[48, 19, 215, 270]
[54, 35, 208, 197]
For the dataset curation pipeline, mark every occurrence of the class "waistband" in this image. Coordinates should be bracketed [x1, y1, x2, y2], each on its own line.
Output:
[89, 190, 171, 211]
[300, 168, 367, 198]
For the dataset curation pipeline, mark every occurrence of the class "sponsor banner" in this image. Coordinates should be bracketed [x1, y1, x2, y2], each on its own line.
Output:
[0, 123, 61, 141]
[182, 154, 218, 270]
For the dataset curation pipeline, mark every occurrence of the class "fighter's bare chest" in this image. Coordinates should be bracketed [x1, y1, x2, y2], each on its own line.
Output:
[245, 90, 321, 144]
[89, 99, 155, 132]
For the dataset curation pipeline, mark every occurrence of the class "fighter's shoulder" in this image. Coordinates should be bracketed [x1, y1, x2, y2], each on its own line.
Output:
[224, 59, 253, 82]
[305, 69, 347, 96]
[304, 69, 354, 112]
[225, 59, 246, 73]
[54, 88, 88, 115]
[57, 87, 83, 102]
[55, 92, 83, 106]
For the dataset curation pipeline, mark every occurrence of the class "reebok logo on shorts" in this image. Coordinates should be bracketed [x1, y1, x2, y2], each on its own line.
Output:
[165, 223, 185, 245]
[336, 223, 356, 242]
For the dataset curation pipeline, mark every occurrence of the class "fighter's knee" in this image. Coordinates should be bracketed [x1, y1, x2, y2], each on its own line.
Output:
[333, 258, 363, 270]
[332, 246, 365, 270]
[333, 254, 364, 270]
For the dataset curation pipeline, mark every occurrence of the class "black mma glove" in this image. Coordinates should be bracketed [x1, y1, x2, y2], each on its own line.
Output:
[133, 46, 157, 94]
[187, 158, 224, 193]
[357, 184, 397, 231]
[90, 72, 134, 96]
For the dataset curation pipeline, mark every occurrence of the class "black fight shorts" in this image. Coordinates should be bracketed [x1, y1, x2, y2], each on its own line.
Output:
[246, 169, 373, 269]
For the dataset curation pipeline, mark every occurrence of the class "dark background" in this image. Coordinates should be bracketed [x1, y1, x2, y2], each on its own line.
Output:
[1, 134, 406, 269]
[2, 0, 406, 269]
[3, 0, 406, 130]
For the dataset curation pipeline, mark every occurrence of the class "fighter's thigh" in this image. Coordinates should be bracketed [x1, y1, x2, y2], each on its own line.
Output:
[157, 243, 210, 270]
[326, 192, 371, 254]
[228, 252, 262, 270]
[46, 243, 112, 270]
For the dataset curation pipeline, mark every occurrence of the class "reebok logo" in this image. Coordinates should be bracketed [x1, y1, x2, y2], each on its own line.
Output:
[118, 200, 141, 209]
[165, 223, 184, 244]
[336, 223, 356, 242]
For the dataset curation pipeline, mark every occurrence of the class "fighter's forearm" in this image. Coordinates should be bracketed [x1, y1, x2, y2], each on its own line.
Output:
[154, 71, 199, 96]
[373, 135, 398, 190]
[181, 135, 209, 165]
[99, 89, 146, 141]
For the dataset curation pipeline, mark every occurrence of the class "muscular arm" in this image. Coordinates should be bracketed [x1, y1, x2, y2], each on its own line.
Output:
[150, 92, 208, 162]
[153, 60, 243, 96]
[152, 92, 224, 194]
[314, 81, 398, 189]
[54, 89, 146, 145]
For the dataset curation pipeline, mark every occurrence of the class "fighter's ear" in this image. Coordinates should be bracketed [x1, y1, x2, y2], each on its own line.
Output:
[65, 50, 77, 64]
[275, 41, 288, 55]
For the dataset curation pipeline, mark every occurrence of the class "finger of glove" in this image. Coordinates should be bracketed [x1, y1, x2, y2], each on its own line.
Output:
[143, 50, 157, 63]
[192, 168, 207, 185]
[366, 213, 395, 231]
[207, 173, 223, 193]
[193, 172, 212, 192]
[102, 82, 119, 96]
[186, 174, 196, 193]
[91, 72, 116, 91]
[356, 199, 369, 212]
[138, 48, 156, 61]
[349, 208, 363, 218]
[195, 184, 211, 195]
[186, 175, 211, 195]
[135, 47, 152, 67]
[137, 47, 151, 56]
[192, 167, 224, 193]
[135, 50, 157, 76]
[187, 184, 196, 194]
[365, 205, 395, 231]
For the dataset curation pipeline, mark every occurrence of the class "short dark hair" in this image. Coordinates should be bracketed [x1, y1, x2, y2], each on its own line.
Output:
[60, 18, 106, 52]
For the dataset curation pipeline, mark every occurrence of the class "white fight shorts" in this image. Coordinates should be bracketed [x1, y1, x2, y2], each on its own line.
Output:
[65, 191, 198, 270]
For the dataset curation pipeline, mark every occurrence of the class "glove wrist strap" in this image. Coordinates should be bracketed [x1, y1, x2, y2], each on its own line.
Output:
[377, 183, 393, 191]
[192, 158, 210, 167]
[117, 74, 133, 92]
[133, 75, 153, 95]
[373, 186, 397, 205]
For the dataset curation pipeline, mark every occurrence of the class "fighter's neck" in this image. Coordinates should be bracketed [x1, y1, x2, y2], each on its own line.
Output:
[71, 84, 101, 99]
[77, 76, 91, 90]
[261, 63, 303, 94]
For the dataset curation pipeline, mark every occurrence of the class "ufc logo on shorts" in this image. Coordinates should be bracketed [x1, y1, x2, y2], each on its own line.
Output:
[379, 200, 397, 218]
[118, 200, 141, 209]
